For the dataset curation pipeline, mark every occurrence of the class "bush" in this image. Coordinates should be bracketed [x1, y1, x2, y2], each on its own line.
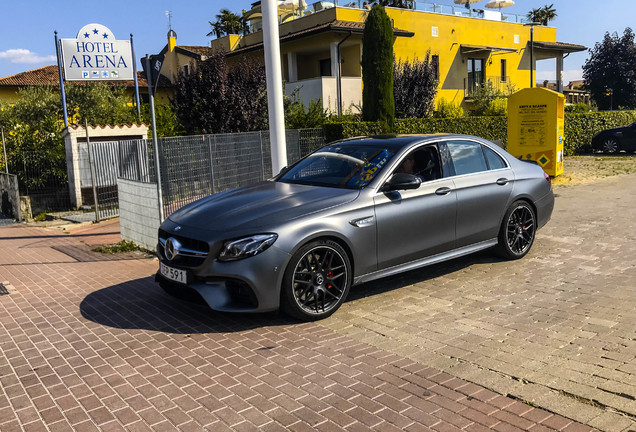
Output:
[564, 110, 636, 154]
[324, 110, 636, 155]
[434, 98, 464, 119]
[564, 102, 593, 113]
[325, 116, 508, 144]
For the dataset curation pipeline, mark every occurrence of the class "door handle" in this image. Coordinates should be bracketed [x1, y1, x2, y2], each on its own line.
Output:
[435, 187, 452, 196]
[496, 178, 509, 186]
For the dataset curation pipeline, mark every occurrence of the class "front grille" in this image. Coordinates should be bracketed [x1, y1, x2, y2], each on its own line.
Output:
[158, 229, 209, 253]
[158, 229, 209, 268]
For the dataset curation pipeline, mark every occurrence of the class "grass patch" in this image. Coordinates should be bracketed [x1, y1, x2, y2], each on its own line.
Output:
[92, 241, 149, 254]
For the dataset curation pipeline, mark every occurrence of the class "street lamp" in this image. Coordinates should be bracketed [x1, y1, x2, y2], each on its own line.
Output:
[524, 22, 540, 88]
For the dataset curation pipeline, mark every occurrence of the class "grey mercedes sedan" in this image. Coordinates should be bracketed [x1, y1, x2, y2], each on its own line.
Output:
[157, 135, 554, 321]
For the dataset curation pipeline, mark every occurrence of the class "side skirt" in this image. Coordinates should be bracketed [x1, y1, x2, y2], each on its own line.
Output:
[353, 239, 498, 285]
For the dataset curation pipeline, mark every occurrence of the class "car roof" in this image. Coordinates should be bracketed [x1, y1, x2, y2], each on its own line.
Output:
[332, 134, 485, 150]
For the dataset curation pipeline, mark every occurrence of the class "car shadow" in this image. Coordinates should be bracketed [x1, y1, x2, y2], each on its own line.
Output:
[347, 249, 503, 302]
[79, 276, 296, 334]
[80, 251, 505, 333]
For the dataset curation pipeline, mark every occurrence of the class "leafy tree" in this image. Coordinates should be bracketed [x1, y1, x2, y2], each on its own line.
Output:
[171, 52, 267, 134]
[393, 54, 438, 118]
[583, 28, 636, 110]
[207, 9, 245, 38]
[527, 4, 557, 25]
[65, 82, 137, 125]
[362, 5, 395, 130]
[0, 87, 65, 186]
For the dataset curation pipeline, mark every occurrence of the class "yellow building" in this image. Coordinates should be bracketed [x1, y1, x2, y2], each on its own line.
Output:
[158, 1, 585, 114]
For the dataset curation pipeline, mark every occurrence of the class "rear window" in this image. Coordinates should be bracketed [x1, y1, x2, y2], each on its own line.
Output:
[446, 141, 488, 175]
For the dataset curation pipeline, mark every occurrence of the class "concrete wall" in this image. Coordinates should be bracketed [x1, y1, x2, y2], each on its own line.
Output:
[117, 178, 160, 251]
[0, 173, 20, 221]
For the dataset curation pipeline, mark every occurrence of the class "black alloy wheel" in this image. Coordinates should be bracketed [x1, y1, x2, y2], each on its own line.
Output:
[280, 240, 351, 321]
[496, 201, 536, 260]
[601, 137, 619, 154]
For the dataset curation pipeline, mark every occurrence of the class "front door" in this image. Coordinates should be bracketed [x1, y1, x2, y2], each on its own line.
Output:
[374, 146, 457, 270]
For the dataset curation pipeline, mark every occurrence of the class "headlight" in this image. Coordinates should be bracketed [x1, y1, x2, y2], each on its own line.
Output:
[218, 234, 278, 262]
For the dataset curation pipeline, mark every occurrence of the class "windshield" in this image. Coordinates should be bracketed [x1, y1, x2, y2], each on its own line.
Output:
[278, 144, 395, 189]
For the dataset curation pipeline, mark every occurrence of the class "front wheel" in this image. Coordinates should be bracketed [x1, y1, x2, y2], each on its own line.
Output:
[601, 137, 620, 154]
[280, 240, 351, 321]
[495, 201, 536, 260]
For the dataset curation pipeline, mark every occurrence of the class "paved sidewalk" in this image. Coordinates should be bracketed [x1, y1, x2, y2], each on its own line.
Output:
[322, 174, 636, 431]
[0, 219, 598, 429]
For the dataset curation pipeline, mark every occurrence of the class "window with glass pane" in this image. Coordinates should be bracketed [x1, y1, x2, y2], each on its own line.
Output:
[447, 141, 488, 175]
[467, 58, 484, 95]
[483, 145, 507, 170]
[500, 59, 507, 83]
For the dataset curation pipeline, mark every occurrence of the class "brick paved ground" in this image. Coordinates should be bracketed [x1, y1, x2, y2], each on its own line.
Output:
[322, 174, 636, 431]
[0, 175, 630, 431]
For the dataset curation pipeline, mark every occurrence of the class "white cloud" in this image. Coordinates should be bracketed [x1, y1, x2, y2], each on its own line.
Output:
[0, 49, 56, 64]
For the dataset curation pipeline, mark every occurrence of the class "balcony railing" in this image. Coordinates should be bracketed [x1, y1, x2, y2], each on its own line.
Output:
[464, 76, 512, 98]
[240, 0, 529, 36]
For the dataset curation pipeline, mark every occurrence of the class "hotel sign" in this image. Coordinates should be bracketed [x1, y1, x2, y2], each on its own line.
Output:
[60, 23, 133, 81]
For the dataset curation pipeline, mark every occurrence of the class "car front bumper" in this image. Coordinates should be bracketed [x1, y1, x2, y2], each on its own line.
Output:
[156, 245, 291, 313]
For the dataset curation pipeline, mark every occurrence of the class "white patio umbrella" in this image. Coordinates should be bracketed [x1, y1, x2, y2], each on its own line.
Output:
[484, 0, 514, 10]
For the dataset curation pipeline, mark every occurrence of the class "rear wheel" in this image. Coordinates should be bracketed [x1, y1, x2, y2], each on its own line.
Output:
[280, 240, 351, 321]
[601, 137, 620, 154]
[495, 201, 536, 260]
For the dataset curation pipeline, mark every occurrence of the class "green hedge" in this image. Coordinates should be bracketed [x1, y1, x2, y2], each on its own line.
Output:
[563, 111, 636, 154]
[324, 111, 636, 155]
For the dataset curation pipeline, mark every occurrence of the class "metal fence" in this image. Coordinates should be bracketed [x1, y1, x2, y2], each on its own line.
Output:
[17, 151, 72, 213]
[86, 141, 120, 221]
[118, 128, 326, 218]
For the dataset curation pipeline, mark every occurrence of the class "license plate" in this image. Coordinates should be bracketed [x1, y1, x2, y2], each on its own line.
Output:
[160, 262, 187, 284]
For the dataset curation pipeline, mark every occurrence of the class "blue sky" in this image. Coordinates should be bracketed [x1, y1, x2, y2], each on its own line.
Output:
[0, 0, 634, 84]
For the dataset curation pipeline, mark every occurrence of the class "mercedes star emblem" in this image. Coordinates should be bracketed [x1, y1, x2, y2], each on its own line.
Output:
[164, 237, 181, 261]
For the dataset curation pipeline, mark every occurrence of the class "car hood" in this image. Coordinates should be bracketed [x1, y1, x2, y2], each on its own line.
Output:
[167, 181, 359, 232]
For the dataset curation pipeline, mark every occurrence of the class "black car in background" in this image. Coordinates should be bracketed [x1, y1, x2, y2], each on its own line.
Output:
[592, 122, 636, 154]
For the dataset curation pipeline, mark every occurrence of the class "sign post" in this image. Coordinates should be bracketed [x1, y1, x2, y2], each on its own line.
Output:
[145, 54, 164, 222]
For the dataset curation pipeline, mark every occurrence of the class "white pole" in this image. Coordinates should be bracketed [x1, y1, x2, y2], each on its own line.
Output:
[262, 0, 288, 174]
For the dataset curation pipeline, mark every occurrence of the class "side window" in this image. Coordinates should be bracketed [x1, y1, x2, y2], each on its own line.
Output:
[446, 141, 488, 175]
[483, 145, 507, 170]
[394, 145, 443, 181]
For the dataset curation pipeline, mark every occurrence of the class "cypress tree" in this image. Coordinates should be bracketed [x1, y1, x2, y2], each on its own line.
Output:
[361, 5, 395, 130]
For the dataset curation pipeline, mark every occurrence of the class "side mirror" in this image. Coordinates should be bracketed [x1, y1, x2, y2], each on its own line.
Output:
[381, 173, 421, 192]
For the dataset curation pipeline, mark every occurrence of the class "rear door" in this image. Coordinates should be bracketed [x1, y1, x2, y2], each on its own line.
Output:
[443, 140, 514, 248]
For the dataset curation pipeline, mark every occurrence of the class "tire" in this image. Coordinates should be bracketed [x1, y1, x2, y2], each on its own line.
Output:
[601, 137, 620, 154]
[280, 239, 351, 321]
[495, 201, 536, 260]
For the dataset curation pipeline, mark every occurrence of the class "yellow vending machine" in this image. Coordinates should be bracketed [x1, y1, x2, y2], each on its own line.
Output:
[507, 88, 564, 177]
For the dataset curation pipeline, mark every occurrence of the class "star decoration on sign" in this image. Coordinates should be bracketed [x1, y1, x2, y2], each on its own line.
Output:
[84, 32, 90, 38]
[93, 28, 99, 34]
[102, 33, 108, 39]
